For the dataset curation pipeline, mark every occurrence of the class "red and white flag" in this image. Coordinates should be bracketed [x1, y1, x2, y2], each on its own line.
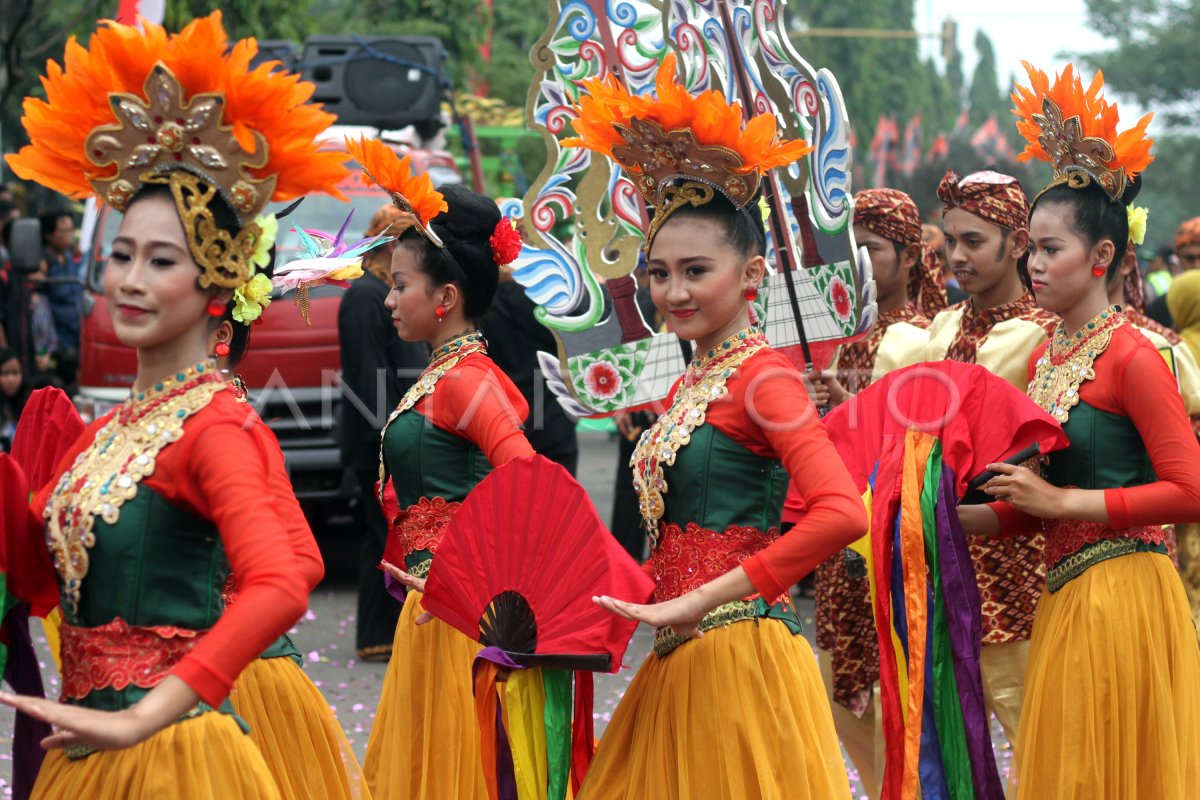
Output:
[116, 0, 165, 26]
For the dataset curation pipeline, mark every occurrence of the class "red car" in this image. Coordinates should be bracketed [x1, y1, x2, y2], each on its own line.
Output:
[77, 134, 460, 502]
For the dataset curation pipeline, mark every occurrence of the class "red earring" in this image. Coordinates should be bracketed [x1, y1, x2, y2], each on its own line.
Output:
[743, 284, 759, 301]
[434, 304, 448, 320]
[214, 341, 231, 358]
[1091, 265, 1107, 277]
[207, 298, 226, 317]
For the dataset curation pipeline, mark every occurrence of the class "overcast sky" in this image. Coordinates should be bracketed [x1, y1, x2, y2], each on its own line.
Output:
[917, 1, 1112, 87]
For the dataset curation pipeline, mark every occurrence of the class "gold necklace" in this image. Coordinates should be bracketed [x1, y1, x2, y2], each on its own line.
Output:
[631, 327, 768, 545]
[1029, 306, 1124, 423]
[377, 332, 489, 499]
[43, 361, 224, 616]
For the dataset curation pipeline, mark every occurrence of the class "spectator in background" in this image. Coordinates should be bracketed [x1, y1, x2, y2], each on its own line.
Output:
[338, 204, 428, 662]
[921, 222, 966, 304]
[1144, 244, 1177, 307]
[0, 346, 29, 452]
[38, 209, 81, 389]
[482, 257, 580, 475]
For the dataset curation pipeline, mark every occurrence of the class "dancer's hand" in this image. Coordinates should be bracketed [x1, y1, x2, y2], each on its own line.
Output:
[0, 675, 198, 751]
[593, 592, 709, 639]
[381, 559, 425, 593]
[982, 462, 1064, 519]
[381, 560, 437, 626]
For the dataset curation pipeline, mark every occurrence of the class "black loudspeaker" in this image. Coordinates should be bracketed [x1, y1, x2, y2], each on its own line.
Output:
[301, 36, 448, 129]
[250, 40, 301, 74]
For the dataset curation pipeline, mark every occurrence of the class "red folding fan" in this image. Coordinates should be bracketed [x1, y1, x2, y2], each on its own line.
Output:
[422, 454, 655, 672]
[10, 387, 86, 491]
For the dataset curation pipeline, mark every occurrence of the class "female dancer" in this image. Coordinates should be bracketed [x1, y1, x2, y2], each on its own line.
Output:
[346, 137, 535, 800]
[960, 63, 1200, 797]
[0, 13, 347, 797]
[211, 291, 372, 799]
[564, 55, 866, 798]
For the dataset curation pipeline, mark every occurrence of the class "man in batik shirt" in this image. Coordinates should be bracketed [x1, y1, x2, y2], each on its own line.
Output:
[806, 187, 946, 798]
[925, 169, 1059, 747]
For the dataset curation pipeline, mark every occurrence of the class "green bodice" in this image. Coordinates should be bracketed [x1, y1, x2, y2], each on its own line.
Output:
[382, 409, 492, 570]
[659, 424, 788, 532]
[70, 487, 229, 630]
[383, 410, 492, 508]
[1045, 400, 1154, 490]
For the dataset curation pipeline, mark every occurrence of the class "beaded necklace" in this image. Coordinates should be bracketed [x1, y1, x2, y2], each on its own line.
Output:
[377, 332, 488, 500]
[44, 360, 225, 615]
[631, 327, 768, 546]
[1029, 305, 1125, 423]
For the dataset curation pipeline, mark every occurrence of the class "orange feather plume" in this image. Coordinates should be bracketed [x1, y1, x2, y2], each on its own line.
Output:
[563, 52, 811, 177]
[344, 135, 448, 226]
[1011, 61, 1153, 182]
[5, 12, 347, 203]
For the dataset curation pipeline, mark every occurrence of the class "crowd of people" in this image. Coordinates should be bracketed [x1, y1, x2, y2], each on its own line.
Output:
[0, 11, 1199, 800]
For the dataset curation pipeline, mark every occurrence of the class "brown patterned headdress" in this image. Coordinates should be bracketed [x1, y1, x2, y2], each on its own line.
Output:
[855, 188, 945, 317]
[937, 170, 1030, 232]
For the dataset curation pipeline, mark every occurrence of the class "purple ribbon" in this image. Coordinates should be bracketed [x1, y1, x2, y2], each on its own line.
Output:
[473, 647, 528, 800]
[936, 467, 1005, 800]
[5, 604, 51, 800]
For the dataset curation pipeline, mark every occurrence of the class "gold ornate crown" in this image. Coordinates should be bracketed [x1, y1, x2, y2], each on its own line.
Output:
[1011, 62, 1153, 202]
[563, 53, 811, 249]
[6, 12, 349, 291]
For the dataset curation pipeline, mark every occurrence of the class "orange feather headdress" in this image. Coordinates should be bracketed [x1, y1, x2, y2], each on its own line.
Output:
[564, 53, 811, 248]
[1011, 61, 1153, 203]
[5, 12, 349, 290]
[345, 135, 448, 247]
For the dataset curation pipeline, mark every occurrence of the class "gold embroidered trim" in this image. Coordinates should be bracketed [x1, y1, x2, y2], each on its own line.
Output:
[377, 332, 488, 502]
[44, 362, 223, 616]
[1045, 536, 1157, 593]
[652, 599, 762, 657]
[1028, 306, 1124, 423]
[407, 558, 432, 580]
[631, 327, 767, 545]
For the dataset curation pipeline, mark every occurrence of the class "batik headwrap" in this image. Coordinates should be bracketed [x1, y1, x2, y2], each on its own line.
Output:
[4, 12, 350, 323]
[937, 170, 1030, 232]
[856, 188, 946, 317]
[1177, 217, 1200, 253]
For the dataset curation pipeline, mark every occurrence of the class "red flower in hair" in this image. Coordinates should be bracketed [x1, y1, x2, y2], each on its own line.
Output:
[490, 218, 523, 266]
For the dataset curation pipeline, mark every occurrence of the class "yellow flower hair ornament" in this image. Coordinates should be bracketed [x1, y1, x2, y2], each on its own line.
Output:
[1127, 204, 1148, 247]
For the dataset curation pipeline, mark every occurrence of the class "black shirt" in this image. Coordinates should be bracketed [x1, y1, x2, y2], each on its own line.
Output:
[337, 272, 428, 470]
[482, 280, 578, 469]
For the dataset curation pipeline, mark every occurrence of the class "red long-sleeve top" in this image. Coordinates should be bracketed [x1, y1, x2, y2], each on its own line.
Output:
[412, 354, 534, 467]
[31, 391, 314, 707]
[688, 348, 868, 599]
[991, 324, 1200, 533]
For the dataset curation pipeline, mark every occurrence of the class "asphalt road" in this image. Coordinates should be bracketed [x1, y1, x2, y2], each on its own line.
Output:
[0, 431, 1010, 796]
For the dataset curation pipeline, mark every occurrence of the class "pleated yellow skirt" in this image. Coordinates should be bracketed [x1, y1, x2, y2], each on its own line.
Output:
[1012, 552, 1200, 799]
[31, 710, 280, 799]
[579, 619, 852, 799]
[362, 591, 488, 800]
[230, 655, 371, 800]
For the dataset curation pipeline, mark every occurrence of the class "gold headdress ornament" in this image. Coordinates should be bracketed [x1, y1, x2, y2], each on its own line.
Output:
[345, 135, 448, 247]
[1011, 61, 1154, 203]
[5, 12, 349, 302]
[563, 52, 812, 250]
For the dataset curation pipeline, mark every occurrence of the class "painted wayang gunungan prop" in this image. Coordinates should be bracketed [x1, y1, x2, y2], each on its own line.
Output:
[499, 0, 875, 416]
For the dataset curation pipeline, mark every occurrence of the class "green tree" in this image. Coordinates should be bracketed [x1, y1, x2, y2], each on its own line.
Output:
[1079, 0, 1200, 127]
[164, 0, 313, 41]
[966, 31, 1005, 127]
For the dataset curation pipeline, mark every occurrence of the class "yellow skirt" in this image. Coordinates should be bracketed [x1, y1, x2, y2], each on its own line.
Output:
[230, 655, 371, 800]
[579, 619, 851, 799]
[362, 591, 488, 800]
[32, 710, 280, 799]
[1012, 552, 1200, 799]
